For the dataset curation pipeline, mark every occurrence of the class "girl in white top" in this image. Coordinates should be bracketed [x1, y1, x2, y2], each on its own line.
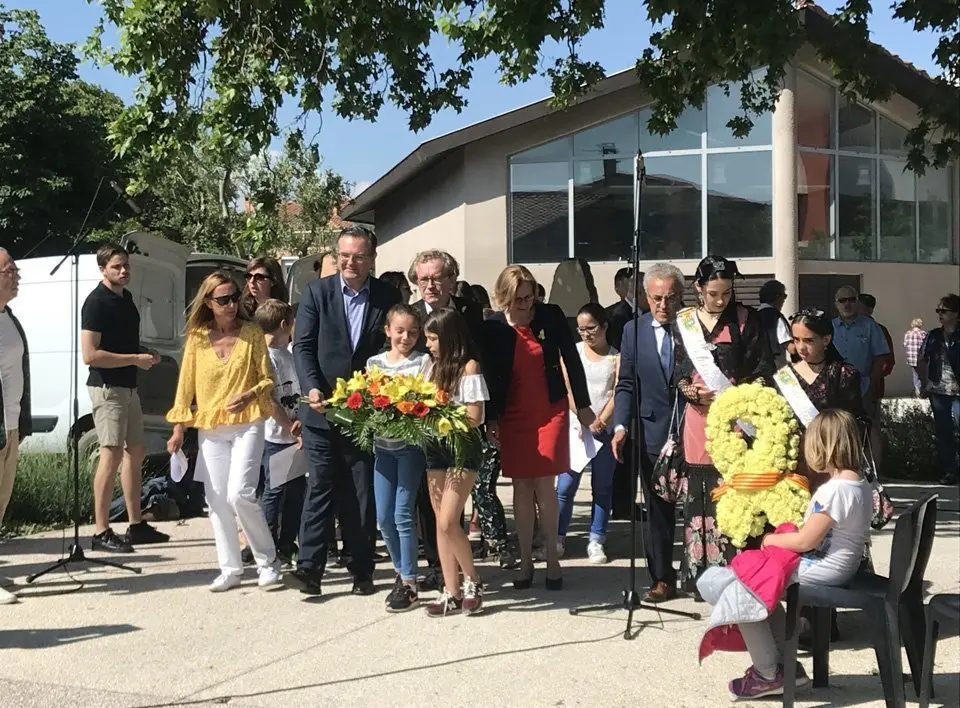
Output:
[557, 303, 619, 564]
[731, 408, 872, 698]
[421, 307, 489, 617]
[365, 304, 430, 613]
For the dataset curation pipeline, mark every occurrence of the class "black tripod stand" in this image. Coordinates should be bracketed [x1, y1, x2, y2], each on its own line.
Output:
[569, 150, 700, 638]
[26, 183, 141, 585]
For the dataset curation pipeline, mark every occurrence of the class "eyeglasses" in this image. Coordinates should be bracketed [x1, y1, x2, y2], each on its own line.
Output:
[338, 252, 370, 263]
[208, 291, 241, 306]
[649, 293, 681, 305]
[836, 297, 857, 304]
[577, 325, 600, 334]
[936, 307, 957, 314]
[245, 272, 272, 284]
[0, 267, 20, 279]
[417, 276, 449, 287]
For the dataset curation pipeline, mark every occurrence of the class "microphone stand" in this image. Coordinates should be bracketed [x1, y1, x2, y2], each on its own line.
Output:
[27, 179, 141, 584]
[568, 150, 700, 638]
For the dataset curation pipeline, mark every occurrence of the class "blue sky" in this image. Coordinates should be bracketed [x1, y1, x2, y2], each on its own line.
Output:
[8, 0, 943, 192]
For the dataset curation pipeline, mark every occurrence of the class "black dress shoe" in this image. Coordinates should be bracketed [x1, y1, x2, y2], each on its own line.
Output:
[352, 578, 375, 596]
[545, 575, 563, 591]
[283, 569, 323, 595]
[513, 570, 534, 590]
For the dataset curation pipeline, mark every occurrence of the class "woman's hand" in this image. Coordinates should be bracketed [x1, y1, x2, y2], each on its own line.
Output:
[166, 425, 184, 455]
[225, 390, 254, 414]
[485, 421, 500, 447]
[694, 382, 715, 405]
[576, 407, 596, 428]
[290, 420, 302, 438]
[589, 417, 607, 436]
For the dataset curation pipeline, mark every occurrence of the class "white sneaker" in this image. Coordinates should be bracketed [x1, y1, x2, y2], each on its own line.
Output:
[0, 586, 19, 605]
[556, 539, 566, 558]
[209, 573, 242, 593]
[258, 564, 282, 590]
[586, 541, 608, 565]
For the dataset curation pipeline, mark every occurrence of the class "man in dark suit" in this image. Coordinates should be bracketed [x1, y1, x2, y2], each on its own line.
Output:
[287, 226, 401, 596]
[611, 263, 685, 603]
[407, 250, 484, 588]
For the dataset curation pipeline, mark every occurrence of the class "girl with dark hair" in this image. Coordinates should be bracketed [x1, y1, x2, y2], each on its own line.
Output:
[555, 303, 619, 564]
[421, 308, 489, 617]
[918, 293, 960, 484]
[242, 257, 289, 316]
[673, 255, 773, 595]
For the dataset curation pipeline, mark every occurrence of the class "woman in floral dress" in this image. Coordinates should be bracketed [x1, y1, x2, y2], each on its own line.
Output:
[672, 256, 773, 596]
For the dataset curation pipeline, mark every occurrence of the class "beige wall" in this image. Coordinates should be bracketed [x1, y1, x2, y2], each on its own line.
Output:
[373, 151, 467, 286]
[800, 260, 960, 396]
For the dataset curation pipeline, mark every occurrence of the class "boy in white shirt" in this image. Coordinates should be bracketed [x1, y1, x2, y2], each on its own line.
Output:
[255, 299, 303, 567]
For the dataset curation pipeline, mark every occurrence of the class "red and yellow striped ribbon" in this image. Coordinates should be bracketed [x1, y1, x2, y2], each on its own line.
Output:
[711, 471, 810, 501]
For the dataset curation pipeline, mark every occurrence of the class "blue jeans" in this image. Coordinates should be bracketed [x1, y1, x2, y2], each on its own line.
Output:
[373, 443, 425, 581]
[260, 440, 306, 555]
[929, 393, 960, 477]
[556, 438, 617, 543]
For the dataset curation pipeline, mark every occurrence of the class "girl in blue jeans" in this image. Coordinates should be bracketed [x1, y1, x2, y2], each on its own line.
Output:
[557, 304, 619, 564]
[367, 304, 430, 612]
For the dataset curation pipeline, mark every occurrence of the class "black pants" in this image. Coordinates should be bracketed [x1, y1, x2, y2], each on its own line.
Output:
[611, 442, 636, 519]
[639, 451, 677, 585]
[416, 472, 440, 568]
[297, 424, 375, 579]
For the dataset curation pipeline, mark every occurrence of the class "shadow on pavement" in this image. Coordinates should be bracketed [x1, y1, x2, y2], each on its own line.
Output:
[0, 623, 140, 649]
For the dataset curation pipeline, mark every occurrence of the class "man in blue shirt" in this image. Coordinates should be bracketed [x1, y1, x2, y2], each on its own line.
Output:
[832, 285, 889, 472]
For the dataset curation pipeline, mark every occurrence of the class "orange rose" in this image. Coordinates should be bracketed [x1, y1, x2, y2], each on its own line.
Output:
[435, 389, 450, 405]
[395, 401, 417, 415]
[368, 381, 381, 396]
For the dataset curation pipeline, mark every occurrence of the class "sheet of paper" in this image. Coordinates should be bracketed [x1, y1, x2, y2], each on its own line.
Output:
[568, 416, 600, 473]
[269, 444, 307, 489]
[169, 450, 189, 483]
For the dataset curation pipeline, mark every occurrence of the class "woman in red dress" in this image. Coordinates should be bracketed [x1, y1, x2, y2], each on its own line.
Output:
[482, 266, 594, 589]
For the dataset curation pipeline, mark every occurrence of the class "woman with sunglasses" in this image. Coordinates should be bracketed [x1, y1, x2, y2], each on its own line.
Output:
[672, 255, 773, 597]
[242, 257, 289, 316]
[166, 271, 282, 592]
[918, 293, 960, 485]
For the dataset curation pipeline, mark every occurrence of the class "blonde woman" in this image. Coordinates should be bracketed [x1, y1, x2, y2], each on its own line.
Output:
[166, 271, 281, 592]
[480, 265, 594, 590]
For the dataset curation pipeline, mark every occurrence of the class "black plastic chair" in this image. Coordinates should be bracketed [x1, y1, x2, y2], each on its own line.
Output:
[919, 593, 960, 708]
[783, 492, 939, 708]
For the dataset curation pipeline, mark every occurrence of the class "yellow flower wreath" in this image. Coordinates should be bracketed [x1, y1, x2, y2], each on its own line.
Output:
[705, 382, 810, 548]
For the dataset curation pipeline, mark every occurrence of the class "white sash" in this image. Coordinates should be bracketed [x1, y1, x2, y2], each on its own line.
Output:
[676, 307, 756, 436]
[774, 365, 820, 427]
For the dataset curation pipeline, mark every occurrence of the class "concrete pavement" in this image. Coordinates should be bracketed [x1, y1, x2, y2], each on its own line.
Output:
[0, 481, 957, 707]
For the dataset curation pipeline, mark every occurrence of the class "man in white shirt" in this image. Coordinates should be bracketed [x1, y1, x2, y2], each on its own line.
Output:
[0, 247, 31, 605]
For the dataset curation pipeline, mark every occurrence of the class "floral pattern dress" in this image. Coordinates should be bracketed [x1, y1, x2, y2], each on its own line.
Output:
[672, 304, 773, 593]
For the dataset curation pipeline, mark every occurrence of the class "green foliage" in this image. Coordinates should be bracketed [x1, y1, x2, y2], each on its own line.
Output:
[0, 6, 130, 259]
[880, 401, 940, 481]
[1, 454, 92, 533]
[86, 0, 959, 182]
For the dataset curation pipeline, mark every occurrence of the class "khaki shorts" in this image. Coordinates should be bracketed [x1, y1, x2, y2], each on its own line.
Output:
[88, 386, 145, 449]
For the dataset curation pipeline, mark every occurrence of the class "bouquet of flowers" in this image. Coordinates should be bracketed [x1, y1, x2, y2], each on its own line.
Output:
[705, 382, 810, 548]
[324, 366, 482, 468]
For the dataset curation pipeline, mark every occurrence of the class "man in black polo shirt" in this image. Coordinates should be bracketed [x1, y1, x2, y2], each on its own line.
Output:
[81, 244, 169, 552]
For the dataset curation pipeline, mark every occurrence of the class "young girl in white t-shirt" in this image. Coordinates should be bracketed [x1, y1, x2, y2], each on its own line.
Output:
[730, 408, 872, 699]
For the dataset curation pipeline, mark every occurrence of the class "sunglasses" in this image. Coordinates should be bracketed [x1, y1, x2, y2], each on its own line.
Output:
[245, 272, 272, 283]
[836, 297, 857, 304]
[208, 291, 241, 306]
[936, 307, 957, 314]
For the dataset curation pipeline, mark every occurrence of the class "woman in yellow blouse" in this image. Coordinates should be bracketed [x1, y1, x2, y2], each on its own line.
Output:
[166, 272, 282, 592]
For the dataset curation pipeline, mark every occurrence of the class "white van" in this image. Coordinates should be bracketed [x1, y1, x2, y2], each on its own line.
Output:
[16, 233, 244, 461]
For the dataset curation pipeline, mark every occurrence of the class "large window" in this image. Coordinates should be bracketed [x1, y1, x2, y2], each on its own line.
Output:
[797, 70, 957, 263]
[508, 77, 773, 263]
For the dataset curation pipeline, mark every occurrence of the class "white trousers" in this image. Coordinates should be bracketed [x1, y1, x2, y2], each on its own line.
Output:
[198, 423, 276, 575]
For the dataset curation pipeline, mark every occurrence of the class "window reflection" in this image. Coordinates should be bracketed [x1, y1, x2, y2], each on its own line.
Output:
[797, 73, 834, 149]
[510, 162, 570, 263]
[837, 156, 876, 260]
[707, 152, 773, 257]
[797, 152, 832, 259]
[919, 167, 954, 263]
[838, 98, 876, 152]
[879, 117, 909, 158]
[574, 113, 638, 159]
[572, 160, 633, 261]
[641, 156, 703, 260]
[706, 77, 772, 147]
[878, 159, 915, 261]
[511, 137, 570, 164]
[639, 105, 704, 152]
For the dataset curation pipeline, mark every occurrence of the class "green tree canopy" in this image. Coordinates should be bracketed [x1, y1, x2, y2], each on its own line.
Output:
[1, 6, 129, 259]
[88, 0, 958, 179]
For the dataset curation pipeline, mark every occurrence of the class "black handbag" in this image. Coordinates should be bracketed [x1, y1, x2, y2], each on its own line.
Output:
[861, 426, 894, 530]
[651, 391, 687, 505]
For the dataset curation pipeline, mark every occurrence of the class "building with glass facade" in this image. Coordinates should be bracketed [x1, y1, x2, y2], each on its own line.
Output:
[343, 35, 959, 396]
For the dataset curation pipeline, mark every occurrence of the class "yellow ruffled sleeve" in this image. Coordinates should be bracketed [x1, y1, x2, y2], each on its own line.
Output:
[167, 330, 198, 426]
[247, 324, 276, 412]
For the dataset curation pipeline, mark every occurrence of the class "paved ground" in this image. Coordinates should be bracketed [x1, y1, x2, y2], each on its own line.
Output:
[0, 481, 958, 708]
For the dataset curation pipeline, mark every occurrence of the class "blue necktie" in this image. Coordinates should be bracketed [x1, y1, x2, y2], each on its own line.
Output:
[660, 329, 673, 378]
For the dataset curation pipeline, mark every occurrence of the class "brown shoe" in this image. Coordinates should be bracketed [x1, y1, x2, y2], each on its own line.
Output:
[643, 581, 677, 603]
